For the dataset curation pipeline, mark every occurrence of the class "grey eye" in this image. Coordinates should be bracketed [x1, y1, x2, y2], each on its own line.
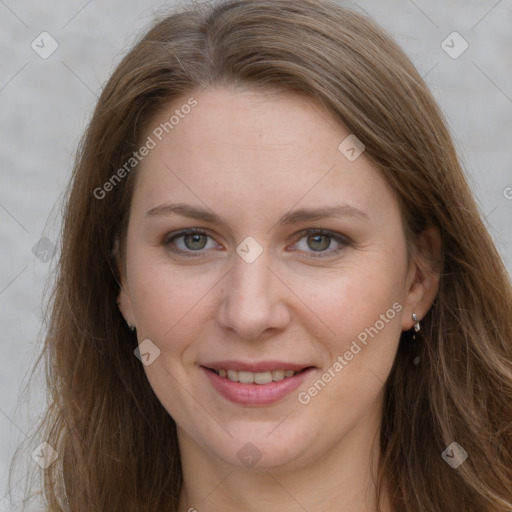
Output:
[307, 234, 331, 251]
[183, 233, 208, 250]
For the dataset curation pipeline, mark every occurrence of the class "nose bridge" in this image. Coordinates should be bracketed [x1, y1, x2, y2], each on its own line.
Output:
[233, 249, 271, 297]
[217, 246, 288, 339]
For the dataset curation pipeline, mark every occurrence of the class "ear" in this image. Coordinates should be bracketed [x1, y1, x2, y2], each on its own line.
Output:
[113, 238, 137, 330]
[401, 225, 442, 331]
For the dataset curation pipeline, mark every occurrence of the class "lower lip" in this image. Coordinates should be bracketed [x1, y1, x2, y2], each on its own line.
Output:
[202, 366, 315, 406]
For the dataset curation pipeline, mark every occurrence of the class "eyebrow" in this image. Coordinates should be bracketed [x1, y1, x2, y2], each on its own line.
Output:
[145, 202, 369, 227]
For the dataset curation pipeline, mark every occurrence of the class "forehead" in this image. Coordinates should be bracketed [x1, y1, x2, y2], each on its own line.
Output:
[130, 86, 394, 224]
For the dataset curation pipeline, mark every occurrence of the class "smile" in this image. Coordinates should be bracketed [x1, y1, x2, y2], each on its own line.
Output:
[201, 364, 315, 406]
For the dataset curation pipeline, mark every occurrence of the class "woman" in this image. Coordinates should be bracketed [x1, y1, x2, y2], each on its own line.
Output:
[16, 0, 512, 510]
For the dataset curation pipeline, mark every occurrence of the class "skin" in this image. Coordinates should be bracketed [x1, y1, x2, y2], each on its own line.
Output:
[117, 86, 441, 512]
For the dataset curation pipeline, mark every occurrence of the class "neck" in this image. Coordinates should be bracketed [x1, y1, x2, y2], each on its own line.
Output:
[177, 403, 392, 512]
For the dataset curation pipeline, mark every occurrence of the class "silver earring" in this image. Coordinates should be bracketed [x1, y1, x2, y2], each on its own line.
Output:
[127, 321, 135, 332]
[412, 313, 420, 332]
[412, 313, 421, 366]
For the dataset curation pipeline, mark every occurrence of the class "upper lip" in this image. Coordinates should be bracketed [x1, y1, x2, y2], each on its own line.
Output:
[202, 360, 314, 373]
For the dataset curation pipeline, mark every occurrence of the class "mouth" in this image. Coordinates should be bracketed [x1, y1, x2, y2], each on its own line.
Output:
[201, 362, 316, 406]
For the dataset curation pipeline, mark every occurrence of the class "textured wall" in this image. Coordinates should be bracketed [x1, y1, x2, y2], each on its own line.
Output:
[1, 0, 511, 508]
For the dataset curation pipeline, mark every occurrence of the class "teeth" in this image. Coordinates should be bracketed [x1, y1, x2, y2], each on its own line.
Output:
[238, 371, 254, 384]
[214, 368, 300, 384]
[254, 372, 273, 385]
[272, 370, 285, 380]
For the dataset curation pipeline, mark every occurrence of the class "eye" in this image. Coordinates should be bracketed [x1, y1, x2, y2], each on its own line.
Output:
[163, 228, 350, 258]
[164, 228, 219, 256]
[290, 229, 350, 257]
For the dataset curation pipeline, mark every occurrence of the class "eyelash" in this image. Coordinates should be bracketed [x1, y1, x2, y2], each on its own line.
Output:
[163, 228, 351, 258]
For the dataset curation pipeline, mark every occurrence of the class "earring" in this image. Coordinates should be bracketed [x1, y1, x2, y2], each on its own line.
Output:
[412, 313, 421, 366]
[412, 313, 421, 333]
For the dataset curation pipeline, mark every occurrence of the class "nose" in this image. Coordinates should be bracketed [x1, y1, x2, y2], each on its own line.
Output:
[216, 249, 290, 340]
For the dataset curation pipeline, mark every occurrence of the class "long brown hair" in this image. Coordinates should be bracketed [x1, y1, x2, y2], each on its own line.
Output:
[11, 0, 512, 510]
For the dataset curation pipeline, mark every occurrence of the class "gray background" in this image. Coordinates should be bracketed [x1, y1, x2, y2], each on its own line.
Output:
[1, 0, 511, 509]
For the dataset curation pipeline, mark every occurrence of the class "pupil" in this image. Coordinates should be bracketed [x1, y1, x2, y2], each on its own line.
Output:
[185, 234, 207, 250]
[308, 234, 330, 251]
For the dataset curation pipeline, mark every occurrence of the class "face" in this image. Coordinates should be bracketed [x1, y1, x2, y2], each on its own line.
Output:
[118, 86, 426, 471]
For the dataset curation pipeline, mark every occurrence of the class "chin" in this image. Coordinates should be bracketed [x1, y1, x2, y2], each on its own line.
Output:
[195, 417, 327, 471]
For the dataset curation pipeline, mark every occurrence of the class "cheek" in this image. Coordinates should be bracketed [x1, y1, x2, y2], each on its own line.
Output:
[293, 272, 403, 433]
[292, 251, 406, 405]
[299, 259, 405, 342]
[128, 255, 218, 352]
